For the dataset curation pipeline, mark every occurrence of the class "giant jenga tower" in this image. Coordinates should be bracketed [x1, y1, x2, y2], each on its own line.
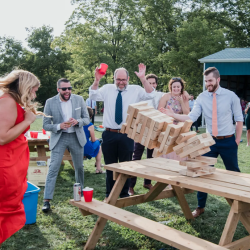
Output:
[121, 102, 217, 177]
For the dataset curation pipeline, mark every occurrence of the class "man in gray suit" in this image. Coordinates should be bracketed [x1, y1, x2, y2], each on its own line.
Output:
[42, 78, 89, 212]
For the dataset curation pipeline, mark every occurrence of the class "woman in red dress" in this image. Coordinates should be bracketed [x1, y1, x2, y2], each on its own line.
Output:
[0, 70, 40, 245]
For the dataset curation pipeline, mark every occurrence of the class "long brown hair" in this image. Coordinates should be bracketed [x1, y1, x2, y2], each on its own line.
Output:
[0, 70, 41, 114]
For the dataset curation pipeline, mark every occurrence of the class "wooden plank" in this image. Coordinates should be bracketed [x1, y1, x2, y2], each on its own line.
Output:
[166, 135, 178, 146]
[147, 139, 159, 149]
[187, 166, 216, 172]
[131, 118, 136, 128]
[224, 235, 250, 250]
[152, 148, 163, 158]
[125, 107, 136, 134]
[180, 160, 210, 168]
[71, 199, 228, 250]
[163, 144, 175, 154]
[83, 173, 129, 250]
[232, 201, 250, 213]
[154, 117, 173, 132]
[144, 120, 156, 148]
[158, 132, 164, 143]
[179, 169, 213, 178]
[219, 203, 241, 246]
[115, 188, 193, 208]
[127, 101, 148, 115]
[134, 133, 141, 143]
[141, 136, 146, 146]
[150, 130, 161, 140]
[191, 156, 217, 165]
[125, 114, 130, 123]
[120, 123, 127, 133]
[169, 123, 184, 137]
[180, 120, 193, 133]
[159, 124, 174, 152]
[172, 186, 194, 220]
[176, 131, 197, 144]
[143, 127, 149, 136]
[189, 147, 211, 158]
[127, 128, 133, 138]
[134, 106, 155, 118]
[146, 114, 166, 127]
[136, 123, 142, 133]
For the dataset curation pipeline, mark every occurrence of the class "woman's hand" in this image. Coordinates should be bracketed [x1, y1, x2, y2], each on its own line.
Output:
[24, 110, 36, 124]
[159, 106, 175, 118]
[174, 95, 184, 103]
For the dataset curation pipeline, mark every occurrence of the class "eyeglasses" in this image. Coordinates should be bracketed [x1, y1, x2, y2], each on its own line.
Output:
[59, 87, 72, 91]
[116, 79, 127, 82]
[172, 77, 181, 81]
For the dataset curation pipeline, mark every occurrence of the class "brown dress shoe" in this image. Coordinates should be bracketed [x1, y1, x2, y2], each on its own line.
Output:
[143, 184, 153, 190]
[128, 187, 134, 196]
[192, 207, 205, 218]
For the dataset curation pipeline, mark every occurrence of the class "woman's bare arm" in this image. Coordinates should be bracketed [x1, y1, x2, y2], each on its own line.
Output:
[157, 93, 171, 110]
[88, 125, 97, 142]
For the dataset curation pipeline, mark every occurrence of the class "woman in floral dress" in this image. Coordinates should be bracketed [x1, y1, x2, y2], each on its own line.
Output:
[158, 77, 190, 160]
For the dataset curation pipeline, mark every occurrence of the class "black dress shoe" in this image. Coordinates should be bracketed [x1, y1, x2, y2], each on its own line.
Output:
[42, 201, 51, 213]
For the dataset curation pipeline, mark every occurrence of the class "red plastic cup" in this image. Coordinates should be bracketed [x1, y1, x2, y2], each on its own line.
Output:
[30, 131, 38, 138]
[83, 187, 94, 202]
[99, 63, 108, 75]
[42, 129, 46, 135]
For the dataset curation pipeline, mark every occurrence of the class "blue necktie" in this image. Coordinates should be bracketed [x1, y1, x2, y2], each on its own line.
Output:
[115, 91, 123, 125]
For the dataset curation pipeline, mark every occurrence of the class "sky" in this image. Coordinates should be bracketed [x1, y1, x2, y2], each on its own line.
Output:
[0, 0, 76, 45]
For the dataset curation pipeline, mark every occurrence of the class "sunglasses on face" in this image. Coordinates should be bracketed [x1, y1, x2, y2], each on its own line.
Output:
[59, 87, 72, 91]
[172, 77, 181, 81]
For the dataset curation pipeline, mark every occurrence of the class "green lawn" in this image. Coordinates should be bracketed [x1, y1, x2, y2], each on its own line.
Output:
[1, 119, 250, 250]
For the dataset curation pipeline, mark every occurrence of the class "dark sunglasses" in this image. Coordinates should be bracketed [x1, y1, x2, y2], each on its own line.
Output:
[172, 77, 182, 81]
[59, 87, 72, 91]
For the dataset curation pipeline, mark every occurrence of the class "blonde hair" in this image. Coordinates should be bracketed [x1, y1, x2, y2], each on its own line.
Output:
[0, 70, 42, 115]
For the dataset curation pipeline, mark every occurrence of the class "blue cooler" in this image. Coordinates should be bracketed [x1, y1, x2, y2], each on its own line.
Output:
[22, 181, 40, 224]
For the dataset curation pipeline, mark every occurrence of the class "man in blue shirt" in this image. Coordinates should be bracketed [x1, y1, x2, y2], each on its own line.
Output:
[160, 67, 243, 218]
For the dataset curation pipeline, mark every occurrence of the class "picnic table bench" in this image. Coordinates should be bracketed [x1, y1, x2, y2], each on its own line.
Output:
[70, 157, 250, 250]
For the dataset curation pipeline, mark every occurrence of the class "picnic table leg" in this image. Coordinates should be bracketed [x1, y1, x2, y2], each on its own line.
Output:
[36, 145, 47, 160]
[219, 200, 241, 246]
[143, 182, 168, 202]
[84, 173, 129, 250]
[172, 186, 194, 220]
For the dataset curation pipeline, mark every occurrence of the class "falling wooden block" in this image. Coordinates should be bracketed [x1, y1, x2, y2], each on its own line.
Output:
[152, 147, 164, 158]
[158, 132, 164, 143]
[120, 123, 127, 134]
[131, 118, 136, 128]
[127, 128, 133, 138]
[143, 127, 149, 136]
[136, 123, 142, 133]
[166, 135, 178, 146]
[144, 120, 156, 147]
[127, 101, 148, 114]
[163, 144, 175, 154]
[189, 147, 211, 158]
[147, 140, 159, 149]
[176, 131, 196, 144]
[180, 120, 194, 134]
[179, 168, 214, 177]
[186, 165, 216, 172]
[146, 113, 166, 127]
[134, 133, 140, 143]
[190, 156, 217, 165]
[141, 136, 146, 146]
[125, 107, 136, 134]
[154, 117, 173, 132]
[158, 124, 174, 152]
[180, 160, 209, 168]
[126, 114, 130, 123]
[169, 123, 184, 137]
[134, 105, 155, 118]
[150, 130, 161, 140]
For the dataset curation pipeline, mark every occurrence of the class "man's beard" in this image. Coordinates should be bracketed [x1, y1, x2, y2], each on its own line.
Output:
[116, 81, 129, 91]
[206, 82, 218, 92]
[60, 92, 71, 101]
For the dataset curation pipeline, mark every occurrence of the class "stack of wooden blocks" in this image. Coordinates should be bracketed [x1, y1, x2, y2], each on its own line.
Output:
[121, 102, 217, 177]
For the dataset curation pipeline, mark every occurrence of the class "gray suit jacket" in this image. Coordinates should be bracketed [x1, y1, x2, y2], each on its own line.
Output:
[43, 94, 90, 150]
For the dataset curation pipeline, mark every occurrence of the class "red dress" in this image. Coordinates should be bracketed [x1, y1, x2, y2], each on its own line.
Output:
[0, 98, 30, 244]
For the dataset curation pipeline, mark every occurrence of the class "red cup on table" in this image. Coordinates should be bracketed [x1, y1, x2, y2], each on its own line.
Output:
[30, 131, 38, 138]
[83, 187, 94, 202]
[99, 63, 108, 75]
[42, 129, 46, 135]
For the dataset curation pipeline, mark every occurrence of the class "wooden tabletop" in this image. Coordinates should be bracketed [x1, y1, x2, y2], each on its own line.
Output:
[104, 157, 250, 204]
[27, 131, 50, 142]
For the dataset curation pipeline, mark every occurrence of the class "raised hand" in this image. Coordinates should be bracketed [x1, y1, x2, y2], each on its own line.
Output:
[134, 63, 146, 79]
[95, 67, 105, 82]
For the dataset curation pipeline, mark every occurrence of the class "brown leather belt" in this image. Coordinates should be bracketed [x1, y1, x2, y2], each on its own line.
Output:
[212, 134, 234, 139]
[106, 128, 121, 133]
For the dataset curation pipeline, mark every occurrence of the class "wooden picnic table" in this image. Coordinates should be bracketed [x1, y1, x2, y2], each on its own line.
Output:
[70, 157, 250, 250]
[27, 131, 74, 167]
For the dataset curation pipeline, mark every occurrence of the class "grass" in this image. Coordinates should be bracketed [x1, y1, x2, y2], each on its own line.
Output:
[1, 119, 250, 250]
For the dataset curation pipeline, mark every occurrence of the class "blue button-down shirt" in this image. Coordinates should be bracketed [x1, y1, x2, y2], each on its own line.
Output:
[189, 86, 243, 136]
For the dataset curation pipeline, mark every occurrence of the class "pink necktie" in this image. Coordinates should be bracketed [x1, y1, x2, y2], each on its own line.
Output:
[212, 93, 218, 137]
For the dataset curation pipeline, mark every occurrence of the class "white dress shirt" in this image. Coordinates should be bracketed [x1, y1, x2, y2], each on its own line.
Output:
[89, 84, 155, 129]
[146, 91, 164, 109]
[57, 96, 75, 133]
[86, 98, 97, 109]
[189, 86, 243, 136]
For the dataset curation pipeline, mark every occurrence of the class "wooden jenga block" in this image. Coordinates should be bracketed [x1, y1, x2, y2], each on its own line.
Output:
[134, 106, 154, 118]
[180, 160, 209, 168]
[189, 147, 211, 158]
[169, 123, 184, 137]
[180, 120, 194, 134]
[146, 113, 166, 127]
[153, 117, 173, 131]
[143, 127, 149, 136]
[125, 107, 136, 134]
[158, 123, 174, 152]
[190, 156, 217, 165]
[131, 118, 136, 128]
[134, 133, 140, 143]
[179, 168, 214, 177]
[141, 136, 146, 146]
[150, 130, 161, 140]
[166, 135, 178, 146]
[144, 120, 156, 147]
[175, 131, 196, 144]
[152, 147, 164, 158]
[127, 128, 133, 138]
[126, 114, 130, 123]
[147, 139, 158, 149]
[173, 133, 212, 151]
[120, 123, 127, 134]
[136, 123, 142, 133]
[181, 139, 200, 152]
[127, 101, 148, 114]
[158, 132, 164, 143]
[178, 140, 214, 158]
[186, 165, 216, 172]
[163, 144, 175, 154]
